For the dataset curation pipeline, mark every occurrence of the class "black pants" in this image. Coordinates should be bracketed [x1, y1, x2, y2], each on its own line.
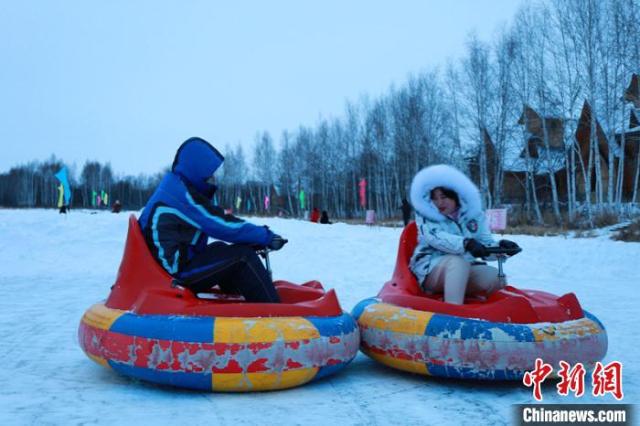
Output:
[178, 242, 280, 303]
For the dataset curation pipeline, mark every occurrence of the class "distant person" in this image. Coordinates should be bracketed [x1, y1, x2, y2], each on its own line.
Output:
[409, 164, 519, 305]
[310, 207, 320, 223]
[399, 197, 412, 226]
[138, 137, 286, 303]
[320, 210, 332, 224]
[111, 200, 122, 213]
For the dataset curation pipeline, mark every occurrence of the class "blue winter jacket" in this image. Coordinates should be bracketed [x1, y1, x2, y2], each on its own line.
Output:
[138, 137, 274, 275]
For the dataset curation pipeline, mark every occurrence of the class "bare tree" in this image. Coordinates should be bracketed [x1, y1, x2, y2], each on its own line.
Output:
[510, 7, 544, 224]
[491, 29, 519, 207]
[252, 131, 277, 212]
[462, 34, 494, 208]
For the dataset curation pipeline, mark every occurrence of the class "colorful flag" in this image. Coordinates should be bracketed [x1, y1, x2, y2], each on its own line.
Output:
[358, 178, 367, 208]
[54, 167, 72, 206]
[57, 184, 64, 208]
[299, 190, 305, 210]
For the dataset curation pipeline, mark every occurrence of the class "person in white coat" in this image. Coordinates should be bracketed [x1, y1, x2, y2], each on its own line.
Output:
[408, 164, 519, 304]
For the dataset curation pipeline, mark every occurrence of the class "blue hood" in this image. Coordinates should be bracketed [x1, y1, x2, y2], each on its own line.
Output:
[172, 137, 224, 195]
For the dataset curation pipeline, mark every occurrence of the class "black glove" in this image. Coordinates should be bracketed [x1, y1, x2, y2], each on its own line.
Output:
[464, 238, 489, 258]
[499, 239, 520, 250]
[269, 234, 287, 251]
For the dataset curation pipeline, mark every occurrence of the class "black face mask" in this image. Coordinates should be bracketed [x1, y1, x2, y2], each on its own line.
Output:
[200, 174, 217, 199]
[204, 184, 218, 199]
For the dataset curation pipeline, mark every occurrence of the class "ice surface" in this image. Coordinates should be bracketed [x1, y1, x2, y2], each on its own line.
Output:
[0, 209, 637, 425]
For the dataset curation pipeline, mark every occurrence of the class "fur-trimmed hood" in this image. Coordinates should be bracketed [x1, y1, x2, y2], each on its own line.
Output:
[409, 164, 482, 222]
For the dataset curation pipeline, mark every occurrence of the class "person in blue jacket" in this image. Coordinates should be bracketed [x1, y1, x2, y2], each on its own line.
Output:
[138, 137, 286, 302]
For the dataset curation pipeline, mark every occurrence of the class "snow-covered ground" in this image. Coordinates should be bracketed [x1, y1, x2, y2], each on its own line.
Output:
[0, 209, 637, 425]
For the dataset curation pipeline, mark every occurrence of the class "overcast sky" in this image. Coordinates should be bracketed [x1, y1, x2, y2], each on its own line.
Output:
[0, 0, 522, 176]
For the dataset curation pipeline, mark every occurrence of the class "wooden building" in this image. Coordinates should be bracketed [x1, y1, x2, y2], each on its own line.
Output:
[573, 100, 615, 197]
[504, 105, 567, 204]
[468, 118, 566, 205]
[612, 109, 640, 198]
[624, 73, 640, 108]
[613, 74, 640, 199]
[517, 104, 565, 153]
[469, 79, 640, 206]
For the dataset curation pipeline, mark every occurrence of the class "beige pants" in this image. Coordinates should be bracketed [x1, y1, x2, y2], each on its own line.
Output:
[423, 255, 503, 305]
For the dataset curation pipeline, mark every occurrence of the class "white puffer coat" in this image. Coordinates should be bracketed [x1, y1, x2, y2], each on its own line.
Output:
[409, 164, 496, 284]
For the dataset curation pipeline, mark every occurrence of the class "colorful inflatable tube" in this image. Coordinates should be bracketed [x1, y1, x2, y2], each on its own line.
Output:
[80, 303, 358, 391]
[78, 216, 359, 391]
[352, 223, 607, 380]
[352, 298, 607, 380]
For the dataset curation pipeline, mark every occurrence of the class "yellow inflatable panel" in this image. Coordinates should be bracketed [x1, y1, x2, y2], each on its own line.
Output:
[531, 317, 603, 342]
[212, 368, 319, 391]
[365, 350, 429, 375]
[81, 303, 126, 331]
[214, 317, 320, 343]
[358, 302, 433, 335]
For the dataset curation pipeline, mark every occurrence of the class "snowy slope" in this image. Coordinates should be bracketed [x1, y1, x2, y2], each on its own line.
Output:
[0, 209, 637, 425]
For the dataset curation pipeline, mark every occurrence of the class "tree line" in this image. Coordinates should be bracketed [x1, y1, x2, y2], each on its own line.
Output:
[1, 0, 639, 226]
[0, 157, 163, 210]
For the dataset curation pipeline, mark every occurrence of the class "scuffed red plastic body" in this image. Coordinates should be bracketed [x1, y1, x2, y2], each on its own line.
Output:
[378, 222, 584, 324]
[105, 216, 342, 317]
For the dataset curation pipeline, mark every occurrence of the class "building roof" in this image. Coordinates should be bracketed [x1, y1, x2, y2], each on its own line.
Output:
[504, 146, 565, 175]
[575, 100, 610, 160]
[624, 74, 640, 108]
[517, 104, 565, 149]
[472, 128, 566, 175]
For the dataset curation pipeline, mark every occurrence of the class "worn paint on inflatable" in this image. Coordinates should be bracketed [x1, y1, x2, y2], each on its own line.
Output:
[353, 298, 607, 380]
[79, 303, 359, 391]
